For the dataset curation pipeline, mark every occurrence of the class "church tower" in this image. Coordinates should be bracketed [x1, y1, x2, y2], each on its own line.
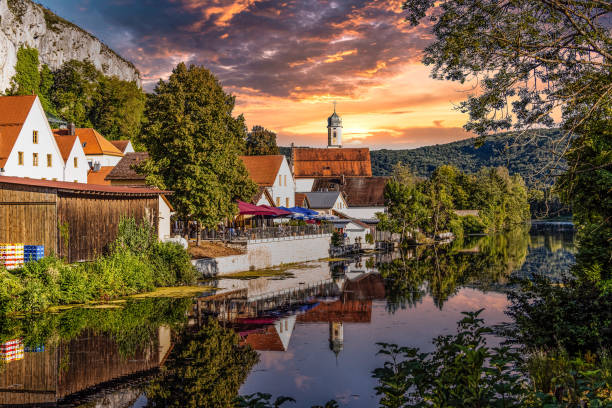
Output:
[329, 321, 344, 357]
[327, 102, 342, 148]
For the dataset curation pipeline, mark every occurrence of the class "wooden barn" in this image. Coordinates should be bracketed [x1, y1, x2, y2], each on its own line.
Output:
[0, 176, 170, 262]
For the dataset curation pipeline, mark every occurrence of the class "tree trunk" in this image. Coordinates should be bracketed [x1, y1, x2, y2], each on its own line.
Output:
[183, 220, 189, 242]
[195, 221, 201, 247]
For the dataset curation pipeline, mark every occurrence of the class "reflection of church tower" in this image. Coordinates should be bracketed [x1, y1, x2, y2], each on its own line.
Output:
[327, 102, 342, 148]
[329, 321, 344, 357]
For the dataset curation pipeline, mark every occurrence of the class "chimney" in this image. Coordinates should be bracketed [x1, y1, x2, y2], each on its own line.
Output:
[68, 123, 75, 136]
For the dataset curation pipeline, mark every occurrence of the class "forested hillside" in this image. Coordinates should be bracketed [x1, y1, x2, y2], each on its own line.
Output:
[370, 129, 565, 187]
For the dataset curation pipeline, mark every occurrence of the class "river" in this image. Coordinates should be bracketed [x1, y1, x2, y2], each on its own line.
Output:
[0, 225, 576, 407]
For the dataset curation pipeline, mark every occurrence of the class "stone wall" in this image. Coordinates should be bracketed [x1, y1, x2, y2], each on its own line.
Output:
[192, 234, 331, 276]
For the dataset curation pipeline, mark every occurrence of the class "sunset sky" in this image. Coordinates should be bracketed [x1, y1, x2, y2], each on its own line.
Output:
[39, 0, 477, 149]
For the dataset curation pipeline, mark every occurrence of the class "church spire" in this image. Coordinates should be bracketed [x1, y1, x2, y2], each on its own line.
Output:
[327, 102, 342, 148]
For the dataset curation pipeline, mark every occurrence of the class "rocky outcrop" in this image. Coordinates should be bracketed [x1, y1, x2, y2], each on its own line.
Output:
[0, 0, 141, 92]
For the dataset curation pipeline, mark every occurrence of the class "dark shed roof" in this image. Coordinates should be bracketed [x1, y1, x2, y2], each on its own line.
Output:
[0, 175, 168, 196]
[105, 152, 149, 181]
[312, 177, 388, 207]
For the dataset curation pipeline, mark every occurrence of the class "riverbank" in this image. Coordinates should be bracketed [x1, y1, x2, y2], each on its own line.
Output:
[0, 219, 197, 316]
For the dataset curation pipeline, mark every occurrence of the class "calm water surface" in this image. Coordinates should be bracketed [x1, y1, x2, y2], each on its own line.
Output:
[0, 227, 575, 407]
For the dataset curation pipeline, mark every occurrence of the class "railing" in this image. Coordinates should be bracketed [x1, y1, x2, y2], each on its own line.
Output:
[198, 224, 335, 242]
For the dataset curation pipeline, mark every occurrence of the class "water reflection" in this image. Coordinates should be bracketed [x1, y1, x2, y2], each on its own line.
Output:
[0, 227, 576, 407]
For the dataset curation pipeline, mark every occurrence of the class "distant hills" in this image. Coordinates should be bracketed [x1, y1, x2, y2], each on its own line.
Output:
[369, 129, 566, 187]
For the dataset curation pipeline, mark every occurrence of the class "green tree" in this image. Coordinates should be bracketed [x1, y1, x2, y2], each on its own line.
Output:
[245, 125, 280, 155]
[50, 59, 99, 126]
[426, 166, 457, 236]
[145, 318, 259, 408]
[379, 163, 430, 242]
[140, 63, 257, 242]
[90, 75, 145, 140]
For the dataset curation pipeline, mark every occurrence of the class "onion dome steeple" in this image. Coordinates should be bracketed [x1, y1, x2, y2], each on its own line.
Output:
[327, 102, 343, 148]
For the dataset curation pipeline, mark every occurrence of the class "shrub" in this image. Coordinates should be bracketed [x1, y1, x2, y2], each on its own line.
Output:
[461, 215, 486, 234]
[150, 241, 196, 286]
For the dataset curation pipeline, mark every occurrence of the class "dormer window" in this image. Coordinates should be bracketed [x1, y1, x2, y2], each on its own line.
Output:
[33, 131, 38, 144]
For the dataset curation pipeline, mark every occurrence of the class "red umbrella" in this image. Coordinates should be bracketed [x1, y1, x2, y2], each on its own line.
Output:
[259, 205, 292, 216]
[237, 201, 277, 215]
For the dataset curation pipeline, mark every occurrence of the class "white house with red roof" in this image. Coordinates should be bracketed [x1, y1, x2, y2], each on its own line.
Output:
[53, 127, 124, 167]
[240, 155, 296, 208]
[53, 130, 89, 183]
[0, 95, 77, 182]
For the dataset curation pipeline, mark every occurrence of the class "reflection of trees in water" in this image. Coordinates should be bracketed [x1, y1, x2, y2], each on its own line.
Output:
[380, 226, 531, 311]
[144, 318, 259, 408]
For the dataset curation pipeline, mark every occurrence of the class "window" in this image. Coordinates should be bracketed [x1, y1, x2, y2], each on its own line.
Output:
[286, 197, 290, 207]
[47, 154, 52, 167]
[18, 152, 24, 165]
[284, 175, 287, 186]
[52, 178, 57, 181]
[32, 153, 38, 167]
[74, 157, 78, 168]
[74, 180, 78, 183]
[32, 130, 38, 144]
[276, 197, 280, 206]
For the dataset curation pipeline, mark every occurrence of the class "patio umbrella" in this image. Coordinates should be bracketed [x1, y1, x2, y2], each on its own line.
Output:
[259, 205, 292, 217]
[237, 201, 277, 216]
[288, 206, 318, 216]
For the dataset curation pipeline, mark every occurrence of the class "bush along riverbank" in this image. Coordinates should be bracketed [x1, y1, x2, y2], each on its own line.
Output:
[0, 218, 196, 315]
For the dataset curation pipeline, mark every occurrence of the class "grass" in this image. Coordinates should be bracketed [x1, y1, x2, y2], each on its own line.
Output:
[129, 286, 216, 299]
[222, 262, 318, 280]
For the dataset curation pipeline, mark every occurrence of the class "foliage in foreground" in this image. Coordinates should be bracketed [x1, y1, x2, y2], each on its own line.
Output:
[371, 311, 611, 408]
[0, 218, 196, 315]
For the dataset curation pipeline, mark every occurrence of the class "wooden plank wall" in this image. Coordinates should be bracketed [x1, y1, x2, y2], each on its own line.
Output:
[0, 348, 58, 406]
[57, 193, 159, 262]
[0, 183, 58, 256]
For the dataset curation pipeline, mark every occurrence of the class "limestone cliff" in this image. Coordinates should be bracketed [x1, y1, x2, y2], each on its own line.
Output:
[0, 0, 141, 92]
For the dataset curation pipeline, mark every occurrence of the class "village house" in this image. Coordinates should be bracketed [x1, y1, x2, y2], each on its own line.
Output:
[53, 131, 89, 183]
[312, 177, 388, 221]
[0, 95, 87, 183]
[304, 191, 348, 215]
[53, 127, 124, 168]
[240, 155, 295, 208]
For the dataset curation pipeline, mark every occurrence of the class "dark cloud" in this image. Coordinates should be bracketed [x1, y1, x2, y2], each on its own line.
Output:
[39, 0, 429, 96]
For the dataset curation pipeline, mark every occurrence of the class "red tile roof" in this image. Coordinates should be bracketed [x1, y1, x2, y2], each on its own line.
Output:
[295, 192, 308, 207]
[239, 155, 284, 186]
[0, 175, 169, 196]
[241, 325, 286, 351]
[292, 148, 372, 178]
[297, 299, 372, 323]
[87, 166, 115, 185]
[53, 128, 123, 157]
[53, 134, 78, 162]
[0, 95, 37, 168]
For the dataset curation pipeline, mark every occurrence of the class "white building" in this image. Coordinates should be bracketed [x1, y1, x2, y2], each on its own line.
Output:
[0, 95, 86, 182]
[54, 127, 124, 167]
[240, 155, 296, 208]
[304, 191, 348, 215]
[54, 133, 89, 183]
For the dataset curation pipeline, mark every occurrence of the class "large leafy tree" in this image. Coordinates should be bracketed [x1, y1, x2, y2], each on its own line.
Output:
[140, 63, 257, 237]
[245, 125, 280, 155]
[402, 0, 611, 284]
[6, 47, 55, 113]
